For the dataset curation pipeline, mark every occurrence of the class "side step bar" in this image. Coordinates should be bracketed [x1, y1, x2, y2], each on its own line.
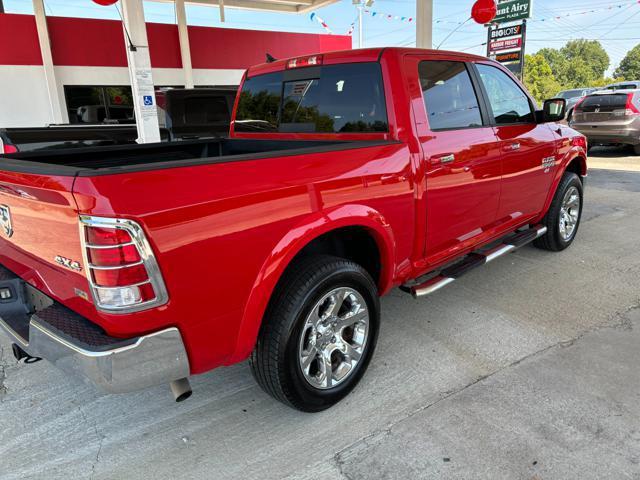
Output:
[403, 225, 547, 299]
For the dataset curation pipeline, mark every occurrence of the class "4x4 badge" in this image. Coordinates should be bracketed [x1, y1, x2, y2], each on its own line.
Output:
[542, 156, 556, 173]
[54, 256, 82, 272]
[0, 204, 13, 238]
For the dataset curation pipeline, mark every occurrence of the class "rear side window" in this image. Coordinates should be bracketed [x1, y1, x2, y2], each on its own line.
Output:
[476, 64, 534, 125]
[419, 61, 483, 130]
[234, 63, 388, 134]
[235, 72, 283, 132]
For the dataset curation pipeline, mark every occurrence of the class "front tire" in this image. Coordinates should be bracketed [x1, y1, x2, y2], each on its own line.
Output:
[534, 172, 583, 251]
[250, 255, 379, 412]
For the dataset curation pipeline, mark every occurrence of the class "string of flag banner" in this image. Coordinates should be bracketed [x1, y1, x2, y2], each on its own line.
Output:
[311, 1, 640, 35]
[357, 1, 640, 26]
[310, 12, 333, 34]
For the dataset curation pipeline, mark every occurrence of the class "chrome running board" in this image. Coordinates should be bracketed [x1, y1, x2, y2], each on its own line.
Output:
[403, 225, 547, 299]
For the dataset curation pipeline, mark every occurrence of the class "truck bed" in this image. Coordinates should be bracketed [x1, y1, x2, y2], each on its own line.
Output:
[0, 138, 390, 176]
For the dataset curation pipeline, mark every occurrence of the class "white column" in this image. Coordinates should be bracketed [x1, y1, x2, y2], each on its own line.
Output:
[358, 5, 363, 49]
[33, 0, 66, 124]
[416, 0, 433, 49]
[175, 0, 194, 88]
[120, 0, 161, 143]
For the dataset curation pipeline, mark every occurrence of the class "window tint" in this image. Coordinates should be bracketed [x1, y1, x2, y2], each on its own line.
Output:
[419, 61, 483, 130]
[557, 89, 585, 99]
[280, 63, 387, 133]
[579, 94, 629, 112]
[235, 63, 388, 133]
[476, 64, 534, 124]
[234, 72, 283, 132]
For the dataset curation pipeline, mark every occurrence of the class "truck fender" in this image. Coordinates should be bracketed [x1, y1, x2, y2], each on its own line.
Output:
[535, 147, 587, 223]
[227, 204, 396, 364]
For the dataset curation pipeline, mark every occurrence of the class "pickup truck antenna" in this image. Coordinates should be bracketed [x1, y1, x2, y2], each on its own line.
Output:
[266, 53, 277, 63]
[115, 4, 138, 52]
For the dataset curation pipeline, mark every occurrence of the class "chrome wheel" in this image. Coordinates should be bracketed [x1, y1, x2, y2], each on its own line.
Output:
[559, 186, 580, 241]
[298, 287, 369, 390]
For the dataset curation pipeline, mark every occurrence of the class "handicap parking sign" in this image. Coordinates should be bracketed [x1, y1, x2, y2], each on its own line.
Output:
[143, 95, 153, 106]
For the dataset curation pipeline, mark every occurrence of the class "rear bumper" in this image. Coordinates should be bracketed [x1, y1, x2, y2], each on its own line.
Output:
[571, 125, 640, 145]
[0, 266, 189, 394]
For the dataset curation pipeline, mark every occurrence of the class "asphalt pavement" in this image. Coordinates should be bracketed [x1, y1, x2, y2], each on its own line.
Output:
[1, 165, 639, 480]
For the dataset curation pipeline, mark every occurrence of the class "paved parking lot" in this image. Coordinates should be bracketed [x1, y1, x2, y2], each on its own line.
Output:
[589, 145, 640, 172]
[1, 166, 639, 480]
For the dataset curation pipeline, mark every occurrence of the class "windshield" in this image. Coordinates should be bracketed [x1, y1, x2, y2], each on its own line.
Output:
[606, 84, 637, 91]
[557, 89, 585, 99]
[234, 62, 388, 134]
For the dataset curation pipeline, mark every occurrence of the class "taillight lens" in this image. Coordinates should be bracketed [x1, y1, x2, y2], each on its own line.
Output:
[573, 96, 586, 112]
[87, 226, 132, 246]
[79, 216, 168, 313]
[88, 245, 141, 266]
[626, 93, 640, 115]
[0, 140, 18, 154]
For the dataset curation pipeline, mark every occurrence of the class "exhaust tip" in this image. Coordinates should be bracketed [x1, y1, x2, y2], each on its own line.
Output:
[11, 344, 41, 363]
[170, 378, 192, 403]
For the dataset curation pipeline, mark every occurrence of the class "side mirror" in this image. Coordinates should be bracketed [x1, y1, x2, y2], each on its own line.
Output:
[538, 98, 566, 123]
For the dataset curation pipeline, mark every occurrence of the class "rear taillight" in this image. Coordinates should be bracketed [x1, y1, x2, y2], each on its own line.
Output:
[573, 97, 586, 112]
[625, 93, 640, 115]
[0, 138, 18, 154]
[79, 216, 168, 313]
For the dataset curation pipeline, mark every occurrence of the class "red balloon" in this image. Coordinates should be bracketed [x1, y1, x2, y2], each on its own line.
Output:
[471, 0, 497, 24]
[92, 0, 118, 5]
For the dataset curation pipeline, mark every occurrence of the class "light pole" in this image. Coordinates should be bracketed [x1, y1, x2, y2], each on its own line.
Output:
[0, 0, 4, 13]
[416, 0, 434, 49]
[353, 0, 374, 49]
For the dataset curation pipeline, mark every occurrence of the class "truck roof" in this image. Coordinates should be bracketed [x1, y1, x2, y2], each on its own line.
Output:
[247, 47, 490, 77]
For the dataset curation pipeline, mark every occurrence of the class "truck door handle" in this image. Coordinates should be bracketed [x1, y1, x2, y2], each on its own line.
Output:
[505, 142, 521, 152]
[432, 154, 455, 164]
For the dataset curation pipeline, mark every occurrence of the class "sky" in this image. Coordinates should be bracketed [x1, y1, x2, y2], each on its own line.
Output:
[4, 0, 640, 75]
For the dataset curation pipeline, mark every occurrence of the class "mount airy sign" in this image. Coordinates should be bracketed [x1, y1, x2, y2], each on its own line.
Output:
[494, 0, 532, 24]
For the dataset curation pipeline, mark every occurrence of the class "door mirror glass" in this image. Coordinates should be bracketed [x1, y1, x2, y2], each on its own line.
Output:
[542, 98, 566, 123]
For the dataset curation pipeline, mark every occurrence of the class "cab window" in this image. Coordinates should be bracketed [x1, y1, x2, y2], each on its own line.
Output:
[476, 64, 534, 125]
[419, 61, 483, 131]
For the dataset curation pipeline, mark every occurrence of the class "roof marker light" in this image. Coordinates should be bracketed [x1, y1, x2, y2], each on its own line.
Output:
[286, 55, 324, 70]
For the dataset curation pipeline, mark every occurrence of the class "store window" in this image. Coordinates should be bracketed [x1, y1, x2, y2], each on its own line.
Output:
[65, 86, 134, 124]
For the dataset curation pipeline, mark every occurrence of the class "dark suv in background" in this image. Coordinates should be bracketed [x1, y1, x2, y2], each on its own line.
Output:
[569, 89, 640, 154]
[557, 88, 597, 122]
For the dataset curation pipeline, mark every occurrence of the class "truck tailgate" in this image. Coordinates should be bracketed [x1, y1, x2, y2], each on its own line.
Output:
[0, 170, 88, 311]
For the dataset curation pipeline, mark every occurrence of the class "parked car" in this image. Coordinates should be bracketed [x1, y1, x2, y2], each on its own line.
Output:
[556, 87, 598, 122]
[0, 88, 237, 154]
[604, 81, 640, 91]
[570, 89, 640, 154]
[0, 48, 587, 412]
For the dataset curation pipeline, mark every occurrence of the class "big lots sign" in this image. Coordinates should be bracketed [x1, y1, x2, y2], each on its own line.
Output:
[487, 22, 526, 77]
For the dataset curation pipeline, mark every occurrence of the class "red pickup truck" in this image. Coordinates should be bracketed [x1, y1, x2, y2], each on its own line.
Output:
[0, 48, 586, 412]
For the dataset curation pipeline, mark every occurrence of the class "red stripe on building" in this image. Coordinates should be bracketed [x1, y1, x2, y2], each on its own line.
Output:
[0, 13, 351, 69]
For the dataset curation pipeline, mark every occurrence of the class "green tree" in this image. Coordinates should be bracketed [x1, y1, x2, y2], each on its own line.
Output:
[615, 44, 640, 79]
[562, 40, 609, 81]
[537, 40, 610, 88]
[523, 54, 562, 104]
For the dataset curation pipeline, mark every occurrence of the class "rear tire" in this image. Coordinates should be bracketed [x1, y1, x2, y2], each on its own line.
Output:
[534, 172, 583, 252]
[250, 255, 379, 412]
